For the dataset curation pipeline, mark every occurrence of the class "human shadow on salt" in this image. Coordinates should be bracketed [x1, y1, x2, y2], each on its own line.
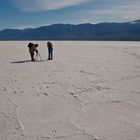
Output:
[35, 60, 46, 62]
[11, 60, 46, 64]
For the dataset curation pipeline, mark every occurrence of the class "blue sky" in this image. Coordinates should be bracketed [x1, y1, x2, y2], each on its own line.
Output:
[0, 0, 140, 30]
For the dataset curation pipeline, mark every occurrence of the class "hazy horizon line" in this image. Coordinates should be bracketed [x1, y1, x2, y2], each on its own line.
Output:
[1, 19, 139, 31]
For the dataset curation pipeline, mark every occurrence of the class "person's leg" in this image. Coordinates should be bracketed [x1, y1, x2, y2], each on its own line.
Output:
[30, 52, 35, 61]
[48, 50, 51, 60]
[51, 50, 53, 60]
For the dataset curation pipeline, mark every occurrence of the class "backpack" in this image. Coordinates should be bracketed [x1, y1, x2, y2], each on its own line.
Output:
[28, 42, 34, 48]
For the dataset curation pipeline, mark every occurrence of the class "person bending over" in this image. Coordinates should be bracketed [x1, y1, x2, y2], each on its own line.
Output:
[28, 42, 38, 61]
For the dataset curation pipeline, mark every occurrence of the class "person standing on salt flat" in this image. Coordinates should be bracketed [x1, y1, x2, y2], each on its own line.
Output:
[47, 41, 53, 60]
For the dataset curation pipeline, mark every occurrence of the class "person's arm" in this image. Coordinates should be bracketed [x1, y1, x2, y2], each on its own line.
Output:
[33, 46, 38, 53]
[35, 49, 38, 54]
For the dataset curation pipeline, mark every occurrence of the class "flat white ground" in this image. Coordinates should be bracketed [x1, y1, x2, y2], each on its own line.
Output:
[0, 41, 140, 140]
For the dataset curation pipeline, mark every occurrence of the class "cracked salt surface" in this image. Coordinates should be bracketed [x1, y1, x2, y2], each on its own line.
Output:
[0, 41, 140, 140]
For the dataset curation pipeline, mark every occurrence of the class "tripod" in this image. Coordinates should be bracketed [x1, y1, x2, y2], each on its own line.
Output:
[35, 52, 42, 61]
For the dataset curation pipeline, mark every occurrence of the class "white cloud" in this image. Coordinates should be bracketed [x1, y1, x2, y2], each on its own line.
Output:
[85, 0, 140, 21]
[11, 0, 91, 12]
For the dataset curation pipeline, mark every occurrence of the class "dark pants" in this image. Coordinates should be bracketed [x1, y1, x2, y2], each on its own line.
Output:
[48, 49, 53, 60]
[30, 51, 35, 61]
[29, 48, 38, 61]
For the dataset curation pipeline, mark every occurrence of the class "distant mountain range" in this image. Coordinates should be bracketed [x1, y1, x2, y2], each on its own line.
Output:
[0, 20, 140, 41]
